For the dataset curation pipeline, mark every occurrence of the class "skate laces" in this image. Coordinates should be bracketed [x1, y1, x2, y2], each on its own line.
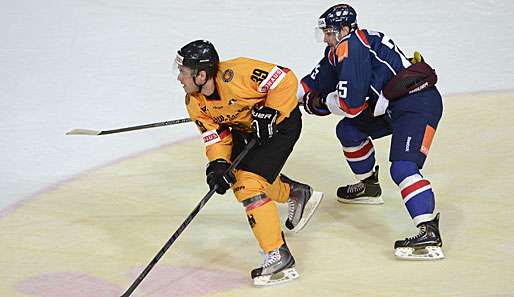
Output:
[406, 225, 427, 241]
[287, 198, 296, 221]
[262, 249, 281, 268]
[347, 182, 365, 193]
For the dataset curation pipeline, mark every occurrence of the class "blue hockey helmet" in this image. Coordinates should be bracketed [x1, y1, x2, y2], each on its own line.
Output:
[176, 40, 219, 78]
[318, 4, 357, 32]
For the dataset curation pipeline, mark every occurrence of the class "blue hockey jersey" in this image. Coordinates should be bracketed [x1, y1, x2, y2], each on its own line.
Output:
[301, 28, 412, 117]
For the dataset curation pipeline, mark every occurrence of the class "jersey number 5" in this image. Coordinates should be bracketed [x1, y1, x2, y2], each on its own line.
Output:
[337, 80, 348, 99]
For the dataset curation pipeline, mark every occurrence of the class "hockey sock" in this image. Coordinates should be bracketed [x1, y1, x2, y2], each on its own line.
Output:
[336, 120, 376, 180]
[342, 138, 376, 180]
[390, 160, 436, 226]
[243, 194, 284, 253]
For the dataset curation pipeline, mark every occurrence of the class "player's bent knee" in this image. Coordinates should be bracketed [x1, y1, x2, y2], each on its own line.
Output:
[336, 119, 367, 147]
[233, 170, 270, 202]
[390, 160, 419, 185]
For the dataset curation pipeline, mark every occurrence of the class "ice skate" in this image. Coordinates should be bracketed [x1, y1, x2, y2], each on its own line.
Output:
[251, 241, 299, 286]
[281, 174, 323, 233]
[394, 213, 445, 260]
[337, 165, 383, 204]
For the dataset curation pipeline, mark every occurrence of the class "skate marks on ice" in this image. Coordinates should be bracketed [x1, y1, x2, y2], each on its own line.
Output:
[2, 90, 514, 297]
[16, 272, 122, 297]
[126, 266, 246, 296]
[15, 267, 245, 297]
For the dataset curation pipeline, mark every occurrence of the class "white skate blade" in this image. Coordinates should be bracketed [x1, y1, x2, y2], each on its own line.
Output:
[253, 267, 300, 287]
[337, 196, 384, 205]
[394, 246, 445, 260]
[292, 191, 323, 233]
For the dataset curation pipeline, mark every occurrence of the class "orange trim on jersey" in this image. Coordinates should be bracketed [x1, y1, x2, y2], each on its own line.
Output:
[420, 125, 436, 156]
[356, 29, 369, 46]
[336, 41, 349, 63]
[338, 97, 368, 116]
[300, 80, 311, 93]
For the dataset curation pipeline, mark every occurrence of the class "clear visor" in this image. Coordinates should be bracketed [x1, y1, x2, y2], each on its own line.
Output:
[314, 26, 338, 43]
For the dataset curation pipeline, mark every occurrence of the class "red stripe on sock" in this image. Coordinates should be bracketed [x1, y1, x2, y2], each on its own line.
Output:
[401, 179, 430, 199]
[344, 141, 373, 159]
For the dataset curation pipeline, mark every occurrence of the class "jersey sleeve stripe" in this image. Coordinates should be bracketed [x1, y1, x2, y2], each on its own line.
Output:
[201, 126, 230, 146]
[338, 97, 368, 116]
[356, 29, 370, 46]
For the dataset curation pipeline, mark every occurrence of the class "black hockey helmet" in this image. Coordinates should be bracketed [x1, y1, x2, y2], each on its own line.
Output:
[318, 4, 357, 32]
[176, 40, 219, 79]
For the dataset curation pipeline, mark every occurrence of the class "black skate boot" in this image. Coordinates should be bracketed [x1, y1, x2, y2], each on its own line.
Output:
[251, 236, 299, 286]
[394, 213, 445, 260]
[281, 174, 323, 233]
[337, 165, 383, 204]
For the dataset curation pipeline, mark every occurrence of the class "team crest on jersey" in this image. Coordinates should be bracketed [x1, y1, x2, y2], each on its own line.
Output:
[222, 69, 234, 82]
[228, 98, 237, 105]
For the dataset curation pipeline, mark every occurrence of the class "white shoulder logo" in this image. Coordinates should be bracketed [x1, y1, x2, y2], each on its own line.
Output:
[258, 66, 286, 93]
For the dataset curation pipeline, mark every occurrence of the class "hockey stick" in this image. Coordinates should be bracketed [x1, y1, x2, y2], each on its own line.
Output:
[120, 138, 256, 297]
[65, 118, 192, 136]
[65, 101, 305, 136]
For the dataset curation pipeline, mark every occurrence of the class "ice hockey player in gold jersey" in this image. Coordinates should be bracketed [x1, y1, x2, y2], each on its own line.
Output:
[175, 40, 323, 286]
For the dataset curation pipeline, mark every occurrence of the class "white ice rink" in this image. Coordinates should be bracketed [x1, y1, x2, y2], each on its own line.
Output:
[2, 1, 514, 297]
[2, 0, 514, 210]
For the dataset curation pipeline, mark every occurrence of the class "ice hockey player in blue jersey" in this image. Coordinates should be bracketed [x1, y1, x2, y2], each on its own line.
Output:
[300, 3, 445, 260]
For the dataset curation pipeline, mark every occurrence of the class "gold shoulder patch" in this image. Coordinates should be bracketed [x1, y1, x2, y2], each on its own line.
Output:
[222, 69, 234, 82]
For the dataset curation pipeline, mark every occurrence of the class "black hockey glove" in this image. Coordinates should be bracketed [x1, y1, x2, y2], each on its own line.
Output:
[206, 159, 236, 195]
[251, 105, 279, 146]
[303, 91, 330, 116]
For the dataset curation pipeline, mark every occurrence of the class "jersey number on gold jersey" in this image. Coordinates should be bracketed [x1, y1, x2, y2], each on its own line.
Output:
[251, 69, 269, 84]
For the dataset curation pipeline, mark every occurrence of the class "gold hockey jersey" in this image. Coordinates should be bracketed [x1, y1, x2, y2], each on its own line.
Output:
[185, 57, 299, 162]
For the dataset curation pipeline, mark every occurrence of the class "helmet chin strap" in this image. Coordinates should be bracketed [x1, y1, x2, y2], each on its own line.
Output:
[193, 76, 205, 92]
[335, 32, 343, 43]
[334, 32, 346, 47]
[335, 25, 354, 43]
[192, 70, 207, 93]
